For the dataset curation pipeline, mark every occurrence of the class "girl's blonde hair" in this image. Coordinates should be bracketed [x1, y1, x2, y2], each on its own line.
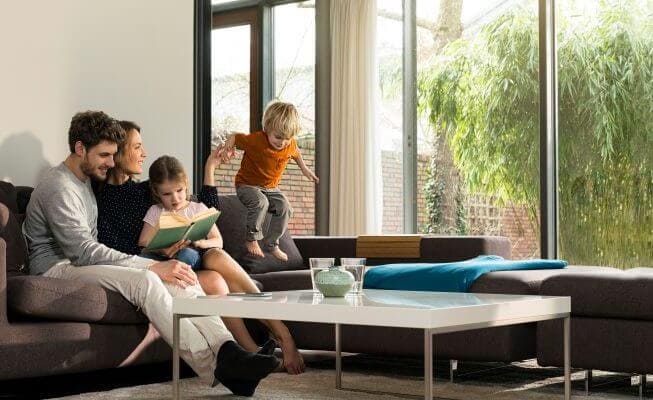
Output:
[148, 155, 188, 204]
[262, 101, 302, 139]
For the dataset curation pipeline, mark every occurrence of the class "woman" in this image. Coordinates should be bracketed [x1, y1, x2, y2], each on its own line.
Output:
[95, 121, 305, 374]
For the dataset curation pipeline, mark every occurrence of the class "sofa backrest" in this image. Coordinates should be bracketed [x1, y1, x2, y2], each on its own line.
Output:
[0, 181, 30, 277]
[217, 194, 304, 274]
[0, 181, 19, 214]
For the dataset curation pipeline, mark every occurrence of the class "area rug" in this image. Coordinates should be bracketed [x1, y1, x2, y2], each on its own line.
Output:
[53, 353, 649, 399]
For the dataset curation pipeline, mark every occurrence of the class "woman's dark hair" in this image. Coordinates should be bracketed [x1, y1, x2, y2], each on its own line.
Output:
[104, 120, 143, 184]
[68, 111, 125, 153]
[149, 156, 188, 204]
[119, 120, 141, 133]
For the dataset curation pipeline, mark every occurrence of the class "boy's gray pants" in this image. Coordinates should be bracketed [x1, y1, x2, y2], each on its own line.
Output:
[236, 185, 292, 247]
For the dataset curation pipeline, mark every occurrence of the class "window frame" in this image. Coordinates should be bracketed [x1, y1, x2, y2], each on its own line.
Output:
[195, 0, 561, 258]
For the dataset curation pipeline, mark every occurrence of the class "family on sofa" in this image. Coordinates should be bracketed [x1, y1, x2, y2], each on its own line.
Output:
[3, 110, 653, 398]
[21, 110, 305, 396]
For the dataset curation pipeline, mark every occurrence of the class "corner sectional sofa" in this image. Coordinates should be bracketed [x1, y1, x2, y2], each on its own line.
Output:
[1, 179, 651, 392]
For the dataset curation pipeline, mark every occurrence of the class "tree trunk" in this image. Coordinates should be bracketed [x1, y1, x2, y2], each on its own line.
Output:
[433, 0, 463, 52]
[428, 0, 464, 234]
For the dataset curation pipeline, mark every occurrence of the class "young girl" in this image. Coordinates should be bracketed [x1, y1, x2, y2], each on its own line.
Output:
[139, 155, 305, 374]
[139, 155, 222, 270]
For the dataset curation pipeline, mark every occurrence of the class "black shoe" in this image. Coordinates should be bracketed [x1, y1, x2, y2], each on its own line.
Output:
[257, 339, 277, 356]
[214, 341, 280, 396]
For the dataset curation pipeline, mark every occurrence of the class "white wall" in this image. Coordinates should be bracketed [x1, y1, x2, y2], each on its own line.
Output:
[0, 0, 194, 186]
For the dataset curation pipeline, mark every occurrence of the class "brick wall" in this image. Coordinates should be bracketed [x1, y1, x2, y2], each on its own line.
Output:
[382, 151, 540, 259]
[214, 145, 539, 259]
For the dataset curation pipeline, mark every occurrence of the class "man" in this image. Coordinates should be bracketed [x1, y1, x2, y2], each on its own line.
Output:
[23, 111, 278, 396]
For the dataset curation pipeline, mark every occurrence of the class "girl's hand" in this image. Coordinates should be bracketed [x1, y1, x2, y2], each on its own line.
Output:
[159, 239, 190, 258]
[193, 239, 208, 249]
[193, 239, 221, 249]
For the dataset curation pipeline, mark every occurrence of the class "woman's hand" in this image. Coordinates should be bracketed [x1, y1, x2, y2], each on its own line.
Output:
[205, 147, 222, 170]
[159, 239, 190, 258]
[193, 239, 210, 249]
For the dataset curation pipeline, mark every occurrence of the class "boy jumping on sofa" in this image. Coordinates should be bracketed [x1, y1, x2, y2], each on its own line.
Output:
[220, 101, 318, 261]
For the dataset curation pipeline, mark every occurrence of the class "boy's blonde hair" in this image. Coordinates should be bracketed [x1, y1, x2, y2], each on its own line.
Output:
[262, 101, 302, 139]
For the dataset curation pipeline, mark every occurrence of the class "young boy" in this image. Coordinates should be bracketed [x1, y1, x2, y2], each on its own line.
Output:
[221, 101, 318, 261]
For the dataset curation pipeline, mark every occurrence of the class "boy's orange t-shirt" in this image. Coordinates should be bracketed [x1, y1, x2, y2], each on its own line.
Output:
[234, 131, 300, 188]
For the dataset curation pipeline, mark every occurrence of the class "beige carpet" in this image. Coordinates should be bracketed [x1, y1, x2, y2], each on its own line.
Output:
[53, 354, 649, 399]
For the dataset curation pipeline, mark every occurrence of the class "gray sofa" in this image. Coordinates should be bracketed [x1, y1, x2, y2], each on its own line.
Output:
[1, 180, 650, 389]
[538, 270, 653, 375]
[0, 181, 170, 380]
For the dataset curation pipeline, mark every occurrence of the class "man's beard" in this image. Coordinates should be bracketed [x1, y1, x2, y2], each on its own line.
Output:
[80, 158, 107, 181]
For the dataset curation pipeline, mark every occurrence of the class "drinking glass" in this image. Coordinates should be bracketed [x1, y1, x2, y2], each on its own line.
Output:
[309, 258, 335, 293]
[341, 258, 366, 294]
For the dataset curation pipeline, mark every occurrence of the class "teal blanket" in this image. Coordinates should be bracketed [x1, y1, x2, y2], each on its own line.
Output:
[363, 255, 567, 293]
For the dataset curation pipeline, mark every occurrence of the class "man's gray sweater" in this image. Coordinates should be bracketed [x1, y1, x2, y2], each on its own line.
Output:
[23, 163, 152, 275]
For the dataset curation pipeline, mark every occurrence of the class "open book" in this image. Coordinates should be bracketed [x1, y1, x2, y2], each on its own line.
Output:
[146, 207, 221, 250]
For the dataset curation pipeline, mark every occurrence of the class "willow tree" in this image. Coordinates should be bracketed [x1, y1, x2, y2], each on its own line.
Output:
[419, 1, 653, 269]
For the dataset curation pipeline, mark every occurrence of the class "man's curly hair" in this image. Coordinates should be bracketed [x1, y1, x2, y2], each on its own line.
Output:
[68, 111, 125, 153]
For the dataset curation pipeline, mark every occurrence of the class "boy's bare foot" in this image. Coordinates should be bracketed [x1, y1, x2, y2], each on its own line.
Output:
[245, 240, 264, 258]
[269, 246, 288, 262]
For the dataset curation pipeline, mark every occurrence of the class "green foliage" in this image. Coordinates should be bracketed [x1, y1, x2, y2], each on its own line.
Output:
[419, 1, 653, 268]
[424, 161, 445, 233]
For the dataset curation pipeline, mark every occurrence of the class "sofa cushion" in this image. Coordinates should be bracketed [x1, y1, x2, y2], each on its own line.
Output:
[15, 186, 33, 214]
[540, 268, 653, 320]
[7, 275, 148, 324]
[250, 269, 312, 291]
[217, 195, 304, 274]
[471, 265, 615, 295]
[0, 181, 18, 213]
[0, 203, 29, 276]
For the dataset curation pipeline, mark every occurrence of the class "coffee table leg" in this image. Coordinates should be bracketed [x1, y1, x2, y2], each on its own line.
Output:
[173, 313, 181, 400]
[335, 323, 342, 389]
[424, 329, 433, 400]
[564, 316, 571, 400]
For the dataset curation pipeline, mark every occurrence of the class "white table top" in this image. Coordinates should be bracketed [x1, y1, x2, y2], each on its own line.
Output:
[173, 290, 570, 330]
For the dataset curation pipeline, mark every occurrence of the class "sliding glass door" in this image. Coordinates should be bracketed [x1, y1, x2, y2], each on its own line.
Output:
[557, 0, 653, 269]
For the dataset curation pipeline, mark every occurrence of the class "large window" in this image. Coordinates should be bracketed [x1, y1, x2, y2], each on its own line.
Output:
[211, 1, 316, 235]
[410, 0, 540, 259]
[557, 0, 653, 268]
[273, 1, 316, 235]
[211, 7, 259, 135]
[377, 0, 404, 233]
[211, 24, 252, 134]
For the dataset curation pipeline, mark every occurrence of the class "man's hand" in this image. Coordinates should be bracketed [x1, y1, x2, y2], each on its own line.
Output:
[159, 239, 190, 258]
[148, 259, 197, 288]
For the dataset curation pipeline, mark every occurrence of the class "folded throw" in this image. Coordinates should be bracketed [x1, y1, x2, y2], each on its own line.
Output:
[363, 255, 567, 293]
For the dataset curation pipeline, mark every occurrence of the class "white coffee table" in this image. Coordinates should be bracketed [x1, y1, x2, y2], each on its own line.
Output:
[172, 289, 571, 399]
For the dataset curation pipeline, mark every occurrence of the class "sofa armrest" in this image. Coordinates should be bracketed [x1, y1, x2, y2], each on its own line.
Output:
[0, 238, 7, 324]
[540, 270, 653, 320]
[293, 236, 357, 268]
